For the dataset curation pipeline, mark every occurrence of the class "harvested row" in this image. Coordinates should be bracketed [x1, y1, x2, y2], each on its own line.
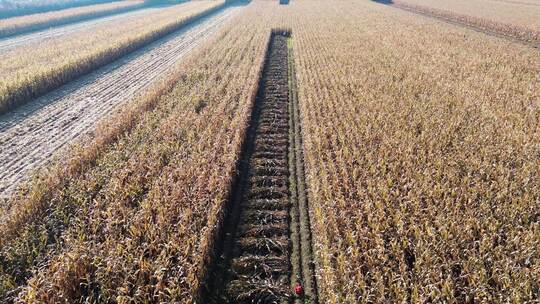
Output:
[0, 0, 225, 115]
[387, 0, 540, 46]
[0, 6, 241, 199]
[0, 0, 145, 38]
[211, 31, 292, 303]
[203, 31, 317, 304]
[0, 2, 274, 302]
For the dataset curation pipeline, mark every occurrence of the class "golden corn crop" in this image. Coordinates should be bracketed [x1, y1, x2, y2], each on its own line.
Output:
[0, 1, 144, 37]
[287, 1, 539, 302]
[395, 0, 540, 32]
[0, 0, 224, 114]
[0, 2, 274, 302]
[0, 1, 538, 303]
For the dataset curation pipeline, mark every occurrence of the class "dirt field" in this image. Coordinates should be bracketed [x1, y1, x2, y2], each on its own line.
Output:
[0, 6, 241, 198]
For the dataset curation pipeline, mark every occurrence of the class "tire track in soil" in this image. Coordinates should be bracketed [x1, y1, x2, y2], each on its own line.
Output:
[386, 2, 540, 49]
[203, 30, 318, 304]
[0, 6, 242, 199]
[0, 5, 169, 53]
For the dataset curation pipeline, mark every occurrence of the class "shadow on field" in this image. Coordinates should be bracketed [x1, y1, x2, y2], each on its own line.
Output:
[371, 0, 393, 4]
[228, 0, 252, 7]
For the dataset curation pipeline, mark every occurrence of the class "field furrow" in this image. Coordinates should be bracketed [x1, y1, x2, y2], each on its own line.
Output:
[0, 6, 242, 198]
[204, 31, 293, 304]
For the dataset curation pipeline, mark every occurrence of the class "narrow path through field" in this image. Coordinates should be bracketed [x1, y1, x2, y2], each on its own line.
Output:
[0, 5, 242, 198]
[203, 31, 318, 304]
[0, 4, 170, 53]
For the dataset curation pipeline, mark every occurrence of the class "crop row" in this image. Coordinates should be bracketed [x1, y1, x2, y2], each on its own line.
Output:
[392, 0, 540, 44]
[1, 0, 538, 303]
[0, 0, 224, 115]
[0, 2, 274, 302]
[395, 0, 540, 31]
[0, 0, 144, 38]
[0, 0, 118, 19]
[288, 1, 539, 302]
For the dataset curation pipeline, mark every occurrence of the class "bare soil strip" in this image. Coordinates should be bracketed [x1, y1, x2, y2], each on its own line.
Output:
[0, 6, 242, 199]
[0, 5, 168, 53]
[202, 31, 317, 304]
[389, 2, 540, 49]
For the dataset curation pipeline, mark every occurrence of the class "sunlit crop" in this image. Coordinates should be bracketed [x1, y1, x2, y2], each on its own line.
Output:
[1, 1, 538, 303]
[0, 0, 224, 114]
[392, 0, 540, 43]
[288, 1, 540, 302]
[0, 0, 144, 37]
[0, 3, 271, 301]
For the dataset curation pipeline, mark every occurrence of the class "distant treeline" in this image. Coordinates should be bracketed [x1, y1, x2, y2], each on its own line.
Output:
[0, 0, 120, 19]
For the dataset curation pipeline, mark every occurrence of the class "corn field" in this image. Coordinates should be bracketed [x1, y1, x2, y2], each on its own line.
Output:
[0, 0, 118, 18]
[0, 0, 144, 37]
[0, 3, 271, 301]
[391, 0, 540, 44]
[289, 1, 540, 302]
[0, 0, 224, 114]
[394, 0, 540, 33]
[0, 0, 538, 303]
